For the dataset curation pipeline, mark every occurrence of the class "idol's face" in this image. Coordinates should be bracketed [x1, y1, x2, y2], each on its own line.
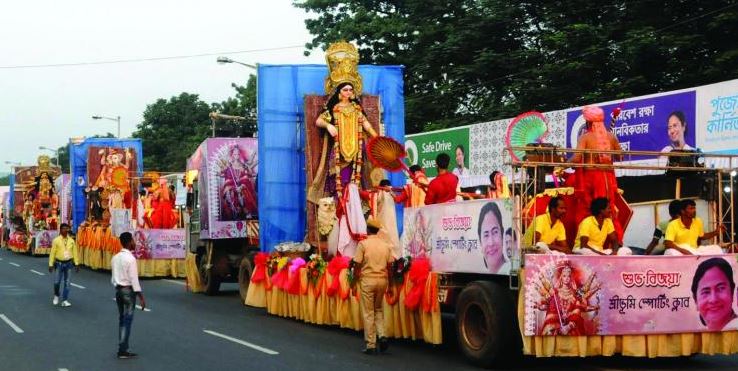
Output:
[339, 84, 354, 100]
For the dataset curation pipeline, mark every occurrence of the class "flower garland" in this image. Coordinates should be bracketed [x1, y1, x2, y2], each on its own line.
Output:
[306, 253, 327, 286]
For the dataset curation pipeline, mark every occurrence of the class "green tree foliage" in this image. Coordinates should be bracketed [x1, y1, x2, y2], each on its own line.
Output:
[294, 0, 738, 133]
[132, 77, 256, 172]
[132, 93, 212, 172]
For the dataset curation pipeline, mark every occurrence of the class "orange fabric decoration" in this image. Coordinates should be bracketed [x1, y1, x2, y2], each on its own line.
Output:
[405, 257, 431, 311]
[251, 252, 269, 283]
[326, 256, 350, 297]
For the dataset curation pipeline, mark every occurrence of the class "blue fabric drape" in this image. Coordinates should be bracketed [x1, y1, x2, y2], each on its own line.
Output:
[69, 138, 143, 231]
[257, 64, 405, 252]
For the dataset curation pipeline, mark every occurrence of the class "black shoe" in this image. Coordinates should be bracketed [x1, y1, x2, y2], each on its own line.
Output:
[362, 347, 377, 355]
[378, 337, 389, 353]
[117, 351, 137, 359]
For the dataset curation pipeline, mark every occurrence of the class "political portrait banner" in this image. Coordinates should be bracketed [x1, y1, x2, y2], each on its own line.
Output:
[523, 254, 738, 336]
[402, 199, 515, 275]
[132, 228, 186, 259]
[696, 80, 738, 154]
[566, 91, 696, 159]
[405, 127, 470, 179]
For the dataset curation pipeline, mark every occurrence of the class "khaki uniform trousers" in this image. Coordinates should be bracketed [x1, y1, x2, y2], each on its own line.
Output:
[360, 276, 388, 348]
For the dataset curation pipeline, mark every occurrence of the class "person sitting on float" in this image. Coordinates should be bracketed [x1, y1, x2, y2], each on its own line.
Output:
[424, 153, 459, 205]
[525, 196, 570, 255]
[573, 197, 632, 255]
[664, 199, 724, 256]
[644, 199, 681, 255]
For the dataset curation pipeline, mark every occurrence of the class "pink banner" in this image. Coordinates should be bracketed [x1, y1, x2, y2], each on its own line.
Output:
[523, 254, 738, 336]
[132, 228, 185, 259]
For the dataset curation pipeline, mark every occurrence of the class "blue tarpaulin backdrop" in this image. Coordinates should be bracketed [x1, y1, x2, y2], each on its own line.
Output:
[257, 64, 405, 252]
[69, 138, 143, 231]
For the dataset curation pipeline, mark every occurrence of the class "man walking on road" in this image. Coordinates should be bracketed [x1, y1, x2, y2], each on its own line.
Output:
[48, 223, 79, 307]
[353, 217, 395, 354]
[111, 232, 146, 359]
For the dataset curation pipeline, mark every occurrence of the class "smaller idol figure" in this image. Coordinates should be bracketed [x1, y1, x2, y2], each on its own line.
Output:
[535, 261, 601, 336]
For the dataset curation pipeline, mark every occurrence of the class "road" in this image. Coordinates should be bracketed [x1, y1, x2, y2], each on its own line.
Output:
[1, 248, 737, 371]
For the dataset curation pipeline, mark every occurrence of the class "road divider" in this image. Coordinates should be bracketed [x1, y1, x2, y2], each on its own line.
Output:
[9, 262, 20, 267]
[30, 269, 46, 276]
[163, 279, 186, 286]
[70, 283, 85, 289]
[0, 314, 24, 333]
[203, 330, 278, 355]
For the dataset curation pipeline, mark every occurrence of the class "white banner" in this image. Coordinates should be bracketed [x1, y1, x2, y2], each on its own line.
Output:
[402, 199, 514, 274]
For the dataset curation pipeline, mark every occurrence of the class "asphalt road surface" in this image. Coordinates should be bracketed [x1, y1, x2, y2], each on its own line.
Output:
[1, 248, 737, 371]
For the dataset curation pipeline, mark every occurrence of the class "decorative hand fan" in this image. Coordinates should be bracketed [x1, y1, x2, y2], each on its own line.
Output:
[505, 111, 549, 162]
[366, 136, 410, 173]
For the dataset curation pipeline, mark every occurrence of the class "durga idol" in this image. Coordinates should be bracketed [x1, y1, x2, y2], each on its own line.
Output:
[310, 41, 378, 257]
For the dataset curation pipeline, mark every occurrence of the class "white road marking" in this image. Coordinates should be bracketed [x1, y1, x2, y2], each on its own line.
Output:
[0, 314, 24, 333]
[163, 279, 186, 286]
[203, 330, 278, 355]
[59, 368, 69, 371]
[8, 262, 20, 267]
[110, 298, 151, 312]
[30, 269, 46, 276]
[70, 283, 85, 289]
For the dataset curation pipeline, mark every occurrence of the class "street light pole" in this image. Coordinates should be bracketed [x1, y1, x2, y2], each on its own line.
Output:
[216, 56, 257, 70]
[92, 115, 121, 138]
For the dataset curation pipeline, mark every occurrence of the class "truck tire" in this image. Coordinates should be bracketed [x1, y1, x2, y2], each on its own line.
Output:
[237, 255, 254, 303]
[199, 255, 221, 295]
[456, 280, 517, 368]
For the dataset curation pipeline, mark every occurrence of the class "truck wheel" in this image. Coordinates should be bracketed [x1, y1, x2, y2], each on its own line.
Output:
[237, 255, 254, 303]
[199, 255, 221, 295]
[456, 280, 517, 368]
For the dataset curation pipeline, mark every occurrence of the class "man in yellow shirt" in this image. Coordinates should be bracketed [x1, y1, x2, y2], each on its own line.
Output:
[574, 198, 632, 255]
[48, 223, 80, 307]
[529, 197, 569, 254]
[664, 199, 724, 255]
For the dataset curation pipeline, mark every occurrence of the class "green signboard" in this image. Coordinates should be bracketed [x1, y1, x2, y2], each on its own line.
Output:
[405, 126, 470, 177]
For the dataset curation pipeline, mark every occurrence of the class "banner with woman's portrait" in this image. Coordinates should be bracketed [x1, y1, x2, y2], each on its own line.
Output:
[402, 199, 515, 275]
[524, 254, 738, 336]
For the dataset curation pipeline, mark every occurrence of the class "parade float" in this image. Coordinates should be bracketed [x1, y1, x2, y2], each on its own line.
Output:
[184, 137, 260, 299]
[7, 155, 62, 255]
[70, 137, 186, 277]
[243, 42, 445, 344]
[246, 49, 738, 366]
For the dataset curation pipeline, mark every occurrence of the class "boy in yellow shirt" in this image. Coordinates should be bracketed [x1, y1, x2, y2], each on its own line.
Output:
[574, 198, 632, 255]
[664, 199, 724, 255]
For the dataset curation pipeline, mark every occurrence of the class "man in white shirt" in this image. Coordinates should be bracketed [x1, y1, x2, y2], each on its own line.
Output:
[111, 232, 146, 359]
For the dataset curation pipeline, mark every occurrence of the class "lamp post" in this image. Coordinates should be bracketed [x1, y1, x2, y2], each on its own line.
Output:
[91, 115, 121, 138]
[38, 146, 59, 166]
[216, 56, 257, 70]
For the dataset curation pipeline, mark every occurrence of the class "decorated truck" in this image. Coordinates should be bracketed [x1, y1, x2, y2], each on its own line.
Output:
[7, 156, 62, 255]
[400, 147, 738, 367]
[185, 137, 259, 299]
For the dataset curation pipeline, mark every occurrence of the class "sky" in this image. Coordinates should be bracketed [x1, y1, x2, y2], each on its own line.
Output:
[0, 0, 323, 172]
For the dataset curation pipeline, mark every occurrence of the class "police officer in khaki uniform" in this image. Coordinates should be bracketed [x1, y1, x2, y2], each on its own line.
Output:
[353, 217, 395, 354]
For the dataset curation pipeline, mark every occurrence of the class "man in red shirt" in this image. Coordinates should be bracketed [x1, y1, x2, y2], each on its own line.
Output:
[424, 153, 459, 205]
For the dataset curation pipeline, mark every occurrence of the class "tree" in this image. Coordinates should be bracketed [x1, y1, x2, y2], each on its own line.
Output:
[132, 93, 212, 172]
[132, 78, 257, 172]
[294, 0, 738, 133]
[211, 74, 258, 136]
